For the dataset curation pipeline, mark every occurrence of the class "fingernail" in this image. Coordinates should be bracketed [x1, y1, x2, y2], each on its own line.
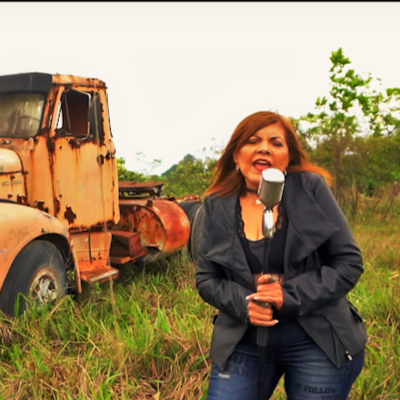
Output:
[254, 297, 258, 301]
[245, 295, 250, 300]
[274, 320, 279, 324]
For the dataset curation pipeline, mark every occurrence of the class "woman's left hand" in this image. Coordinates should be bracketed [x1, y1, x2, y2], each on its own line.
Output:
[247, 274, 284, 310]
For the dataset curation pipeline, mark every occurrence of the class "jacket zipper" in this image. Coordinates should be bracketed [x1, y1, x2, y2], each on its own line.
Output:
[320, 309, 353, 361]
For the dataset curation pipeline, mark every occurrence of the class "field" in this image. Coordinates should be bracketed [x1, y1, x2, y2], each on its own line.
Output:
[0, 216, 399, 399]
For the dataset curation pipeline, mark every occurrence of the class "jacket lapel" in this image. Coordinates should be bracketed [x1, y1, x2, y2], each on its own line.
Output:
[283, 173, 339, 278]
[205, 193, 255, 289]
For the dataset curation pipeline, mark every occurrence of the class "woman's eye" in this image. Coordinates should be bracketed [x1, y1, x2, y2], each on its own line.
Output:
[273, 142, 283, 147]
[247, 137, 259, 144]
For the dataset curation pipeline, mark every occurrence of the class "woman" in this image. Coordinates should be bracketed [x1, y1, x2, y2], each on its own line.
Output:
[194, 111, 367, 400]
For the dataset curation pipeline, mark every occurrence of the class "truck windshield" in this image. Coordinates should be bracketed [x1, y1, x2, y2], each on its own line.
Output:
[0, 93, 45, 138]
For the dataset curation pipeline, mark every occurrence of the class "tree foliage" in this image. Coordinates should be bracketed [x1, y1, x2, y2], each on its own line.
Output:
[117, 158, 146, 182]
[295, 48, 400, 216]
[162, 153, 217, 198]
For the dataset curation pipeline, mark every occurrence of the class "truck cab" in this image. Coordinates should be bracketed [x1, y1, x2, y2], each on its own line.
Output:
[0, 73, 191, 315]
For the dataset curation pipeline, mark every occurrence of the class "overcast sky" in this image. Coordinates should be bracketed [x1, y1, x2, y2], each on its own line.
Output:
[1, 2, 399, 174]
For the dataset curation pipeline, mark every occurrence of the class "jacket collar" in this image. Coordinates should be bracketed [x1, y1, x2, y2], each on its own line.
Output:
[282, 173, 339, 277]
[205, 172, 339, 280]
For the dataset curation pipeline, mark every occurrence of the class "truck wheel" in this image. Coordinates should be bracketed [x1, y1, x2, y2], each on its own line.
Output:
[178, 201, 204, 257]
[0, 240, 67, 316]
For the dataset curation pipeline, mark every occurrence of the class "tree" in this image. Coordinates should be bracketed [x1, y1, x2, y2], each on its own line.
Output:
[296, 48, 400, 206]
[117, 158, 145, 182]
[363, 87, 400, 137]
[163, 155, 217, 198]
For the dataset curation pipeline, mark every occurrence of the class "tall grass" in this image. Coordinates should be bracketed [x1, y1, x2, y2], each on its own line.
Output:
[0, 214, 399, 399]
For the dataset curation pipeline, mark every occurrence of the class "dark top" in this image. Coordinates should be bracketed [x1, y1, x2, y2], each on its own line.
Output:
[237, 200, 287, 276]
[237, 200, 292, 344]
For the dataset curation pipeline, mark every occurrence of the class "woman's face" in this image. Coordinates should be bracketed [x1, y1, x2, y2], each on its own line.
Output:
[234, 122, 290, 189]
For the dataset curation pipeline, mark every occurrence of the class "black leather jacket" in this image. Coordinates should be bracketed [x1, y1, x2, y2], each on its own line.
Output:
[194, 172, 368, 371]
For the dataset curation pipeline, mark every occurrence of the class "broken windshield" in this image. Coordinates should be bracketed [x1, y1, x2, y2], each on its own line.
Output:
[0, 93, 45, 138]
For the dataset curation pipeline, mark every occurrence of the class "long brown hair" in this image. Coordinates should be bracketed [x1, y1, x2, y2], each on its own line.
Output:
[205, 111, 332, 197]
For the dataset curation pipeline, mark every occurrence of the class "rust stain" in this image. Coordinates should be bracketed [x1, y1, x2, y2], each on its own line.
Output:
[16, 195, 26, 204]
[64, 206, 77, 224]
[35, 200, 49, 214]
[117, 199, 190, 263]
[54, 198, 60, 214]
[96, 154, 104, 166]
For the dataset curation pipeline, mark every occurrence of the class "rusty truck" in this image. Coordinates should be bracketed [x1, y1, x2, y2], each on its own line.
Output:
[0, 72, 200, 316]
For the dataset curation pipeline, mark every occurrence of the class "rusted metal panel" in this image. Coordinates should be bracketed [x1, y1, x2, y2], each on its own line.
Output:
[71, 231, 119, 283]
[70, 231, 111, 262]
[47, 86, 119, 231]
[52, 137, 108, 228]
[111, 230, 145, 256]
[0, 203, 78, 290]
[172, 193, 202, 203]
[109, 248, 148, 265]
[110, 230, 148, 265]
[78, 261, 119, 284]
[119, 181, 165, 196]
[118, 199, 190, 264]
[0, 136, 56, 215]
[52, 75, 106, 89]
[0, 169, 26, 202]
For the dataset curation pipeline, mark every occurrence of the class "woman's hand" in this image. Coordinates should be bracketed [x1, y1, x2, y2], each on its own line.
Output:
[247, 274, 284, 313]
[246, 299, 278, 326]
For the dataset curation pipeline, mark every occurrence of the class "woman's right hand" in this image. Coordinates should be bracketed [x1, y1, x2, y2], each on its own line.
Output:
[247, 300, 279, 327]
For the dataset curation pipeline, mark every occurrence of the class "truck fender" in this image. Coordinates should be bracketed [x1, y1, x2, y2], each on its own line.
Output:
[0, 202, 80, 293]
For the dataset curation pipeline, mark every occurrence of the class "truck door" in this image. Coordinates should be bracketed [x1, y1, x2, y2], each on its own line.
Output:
[51, 88, 116, 231]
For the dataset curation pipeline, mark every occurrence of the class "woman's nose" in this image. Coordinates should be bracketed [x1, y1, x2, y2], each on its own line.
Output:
[257, 140, 271, 154]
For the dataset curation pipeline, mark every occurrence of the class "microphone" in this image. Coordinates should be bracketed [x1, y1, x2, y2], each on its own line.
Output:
[257, 168, 285, 239]
[256, 168, 286, 400]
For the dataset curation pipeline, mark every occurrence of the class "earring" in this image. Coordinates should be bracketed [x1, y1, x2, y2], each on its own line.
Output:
[236, 164, 240, 173]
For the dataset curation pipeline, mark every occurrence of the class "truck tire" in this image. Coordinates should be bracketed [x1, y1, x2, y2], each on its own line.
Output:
[0, 240, 67, 316]
[178, 201, 204, 257]
[189, 203, 205, 263]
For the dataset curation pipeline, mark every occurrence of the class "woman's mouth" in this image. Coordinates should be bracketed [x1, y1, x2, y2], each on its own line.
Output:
[253, 159, 271, 172]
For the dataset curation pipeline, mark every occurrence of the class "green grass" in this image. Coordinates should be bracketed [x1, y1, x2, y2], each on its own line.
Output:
[0, 216, 399, 399]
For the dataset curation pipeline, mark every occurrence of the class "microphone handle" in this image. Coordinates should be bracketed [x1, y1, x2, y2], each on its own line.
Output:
[257, 326, 269, 347]
[257, 238, 272, 347]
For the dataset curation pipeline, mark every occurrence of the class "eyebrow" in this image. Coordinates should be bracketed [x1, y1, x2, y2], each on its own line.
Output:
[252, 134, 284, 140]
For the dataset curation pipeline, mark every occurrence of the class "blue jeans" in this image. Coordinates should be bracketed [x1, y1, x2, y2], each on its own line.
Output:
[207, 318, 365, 400]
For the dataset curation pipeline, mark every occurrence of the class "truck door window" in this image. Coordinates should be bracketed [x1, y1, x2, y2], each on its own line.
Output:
[56, 90, 104, 141]
[56, 90, 90, 137]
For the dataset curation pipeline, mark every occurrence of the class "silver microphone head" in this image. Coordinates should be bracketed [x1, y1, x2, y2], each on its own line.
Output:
[258, 168, 285, 209]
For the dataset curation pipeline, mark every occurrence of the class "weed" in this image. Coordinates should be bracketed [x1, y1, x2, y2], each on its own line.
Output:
[0, 221, 398, 399]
